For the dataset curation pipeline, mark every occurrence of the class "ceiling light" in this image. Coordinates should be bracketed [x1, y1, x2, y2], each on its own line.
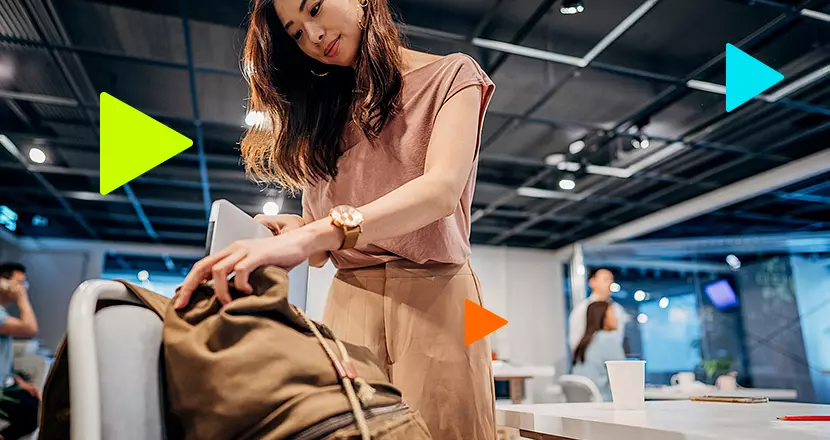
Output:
[610, 282, 621, 293]
[29, 147, 46, 164]
[637, 313, 649, 324]
[634, 290, 647, 301]
[245, 110, 266, 127]
[517, 186, 582, 200]
[569, 140, 585, 154]
[726, 254, 741, 270]
[560, 0, 585, 14]
[263, 201, 280, 215]
[0, 205, 17, 232]
[630, 138, 641, 149]
[556, 161, 581, 172]
[32, 215, 48, 227]
[639, 137, 650, 149]
[544, 153, 566, 166]
[558, 178, 576, 191]
[137, 270, 149, 282]
[659, 297, 669, 309]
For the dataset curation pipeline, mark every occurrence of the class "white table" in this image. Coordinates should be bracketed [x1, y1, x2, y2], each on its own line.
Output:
[497, 401, 830, 440]
[645, 386, 798, 401]
[493, 363, 556, 404]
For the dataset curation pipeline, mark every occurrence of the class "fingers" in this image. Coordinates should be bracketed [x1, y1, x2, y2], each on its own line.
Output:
[254, 214, 282, 236]
[211, 249, 248, 305]
[233, 260, 253, 295]
[175, 247, 234, 309]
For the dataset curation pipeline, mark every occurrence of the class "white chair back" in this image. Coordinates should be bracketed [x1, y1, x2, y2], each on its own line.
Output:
[67, 280, 167, 440]
[558, 374, 603, 402]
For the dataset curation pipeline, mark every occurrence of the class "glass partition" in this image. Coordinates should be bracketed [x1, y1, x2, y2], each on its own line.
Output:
[566, 245, 830, 404]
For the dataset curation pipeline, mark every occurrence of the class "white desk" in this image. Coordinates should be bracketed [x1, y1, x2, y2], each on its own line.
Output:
[493, 363, 556, 404]
[498, 401, 830, 440]
[645, 386, 798, 401]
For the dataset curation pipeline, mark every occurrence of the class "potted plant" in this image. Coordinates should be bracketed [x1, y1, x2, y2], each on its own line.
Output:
[701, 355, 734, 384]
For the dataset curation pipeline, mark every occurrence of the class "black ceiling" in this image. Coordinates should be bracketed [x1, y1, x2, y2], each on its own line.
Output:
[1, 0, 829, 252]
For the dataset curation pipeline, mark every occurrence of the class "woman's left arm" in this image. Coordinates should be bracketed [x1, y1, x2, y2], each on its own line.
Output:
[177, 86, 485, 307]
[301, 85, 485, 251]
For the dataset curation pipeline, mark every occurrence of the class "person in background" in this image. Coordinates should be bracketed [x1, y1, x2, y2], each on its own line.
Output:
[0, 262, 40, 440]
[568, 268, 629, 353]
[571, 301, 626, 401]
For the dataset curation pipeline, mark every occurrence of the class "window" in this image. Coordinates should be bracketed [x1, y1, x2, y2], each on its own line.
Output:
[639, 293, 702, 373]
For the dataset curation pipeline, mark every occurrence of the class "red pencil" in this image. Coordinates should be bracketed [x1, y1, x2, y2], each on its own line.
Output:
[777, 416, 830, 421]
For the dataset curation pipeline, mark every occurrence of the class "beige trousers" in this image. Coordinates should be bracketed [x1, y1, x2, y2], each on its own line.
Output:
[323, 260, 497, 440]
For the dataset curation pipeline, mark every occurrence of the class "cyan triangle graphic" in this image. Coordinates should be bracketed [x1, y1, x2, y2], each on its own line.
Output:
[726, 43, 784, 112]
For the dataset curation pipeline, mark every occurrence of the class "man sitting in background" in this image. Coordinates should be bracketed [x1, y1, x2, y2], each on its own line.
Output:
[568, 268, 629, 355]
[0, 263, 40, 440]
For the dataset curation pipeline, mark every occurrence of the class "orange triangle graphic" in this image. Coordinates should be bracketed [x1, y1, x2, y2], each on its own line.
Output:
[465, 299, 508, 346]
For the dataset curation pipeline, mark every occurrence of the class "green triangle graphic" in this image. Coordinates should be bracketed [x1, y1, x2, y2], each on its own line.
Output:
[99, 92, 193, 195]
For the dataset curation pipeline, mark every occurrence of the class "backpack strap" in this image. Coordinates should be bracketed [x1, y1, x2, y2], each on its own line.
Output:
[292, 304, 373, 440]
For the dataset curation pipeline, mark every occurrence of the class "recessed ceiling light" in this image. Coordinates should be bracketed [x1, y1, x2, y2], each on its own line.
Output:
[137, 270, 149, 282]
[557, 161, 582, 172]
[545, 153, 566, 166]
[726, 254, 741, 270]
[245, 110, 266, 127]
[263, 201, 280, 215]
[634, 290, 647, 301]
[569, 140, 585, 154]
[610, 282, 621, 293]
[659, 297, 669, 309]
[637, 313, 649, 324]
[559, 178, 576, 191]
[560, 0, 585, 14]
[29, 147, 46, 164]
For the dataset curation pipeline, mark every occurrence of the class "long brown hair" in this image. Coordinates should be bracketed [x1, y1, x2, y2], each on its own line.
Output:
[240, 0, 404, 192]
[573, 301, 610, 366]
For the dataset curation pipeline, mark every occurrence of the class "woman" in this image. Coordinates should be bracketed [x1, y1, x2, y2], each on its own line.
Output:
[571, 301, 626, 402]
[176, 0, 496, 438]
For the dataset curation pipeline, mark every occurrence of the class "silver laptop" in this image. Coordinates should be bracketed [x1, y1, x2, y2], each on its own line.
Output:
[205, 199, 273, 256]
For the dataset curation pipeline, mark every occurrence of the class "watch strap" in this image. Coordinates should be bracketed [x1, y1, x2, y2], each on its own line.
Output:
[340, 226, 361, 250]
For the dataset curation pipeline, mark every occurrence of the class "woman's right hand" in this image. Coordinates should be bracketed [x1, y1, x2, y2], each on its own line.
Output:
[254, 214, 306, 236]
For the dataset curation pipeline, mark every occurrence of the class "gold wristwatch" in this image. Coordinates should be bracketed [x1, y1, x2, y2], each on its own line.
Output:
[329, 205, 364, 250]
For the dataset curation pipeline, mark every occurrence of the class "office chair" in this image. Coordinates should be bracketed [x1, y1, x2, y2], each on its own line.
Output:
[67, 280, 167, 440]
[557, 375, 603, 403]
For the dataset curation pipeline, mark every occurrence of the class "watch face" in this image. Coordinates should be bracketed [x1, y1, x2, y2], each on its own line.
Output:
[330, 205, 363, 228]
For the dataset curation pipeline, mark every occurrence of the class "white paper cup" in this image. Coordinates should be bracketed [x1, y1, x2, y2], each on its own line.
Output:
[605, 360, 646, 410]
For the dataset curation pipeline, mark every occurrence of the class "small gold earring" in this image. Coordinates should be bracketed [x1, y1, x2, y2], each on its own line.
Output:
[359, 0, 368, 7]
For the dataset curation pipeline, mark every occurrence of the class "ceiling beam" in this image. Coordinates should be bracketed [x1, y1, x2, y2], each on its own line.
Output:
[0, 187, 295, 217]
[0, 34, 239, 77]
[0, 159, 257, 191]
[540, 119, 830, 246]
[584, 257, 733, 274]
[577, 231, 830, 258]
[181, 3, 212, 221]
[486, 0, 558, 75]
[574, 148, 830, 246]
[469, 0, 507, 41]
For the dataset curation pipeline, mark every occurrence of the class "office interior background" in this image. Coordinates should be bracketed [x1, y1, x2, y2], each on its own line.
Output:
[0, 0, 828, 407]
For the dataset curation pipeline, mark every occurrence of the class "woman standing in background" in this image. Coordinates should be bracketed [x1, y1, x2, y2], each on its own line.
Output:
[572, 301, 626, 401]
[176, 0, 496, 438]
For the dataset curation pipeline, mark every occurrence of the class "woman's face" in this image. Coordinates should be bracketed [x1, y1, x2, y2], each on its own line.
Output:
[603, 306, 618, 331]
[275, 0, 364, 67]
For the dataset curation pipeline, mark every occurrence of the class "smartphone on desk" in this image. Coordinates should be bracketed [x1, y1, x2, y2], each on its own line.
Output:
[691, 396, 769, 404]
